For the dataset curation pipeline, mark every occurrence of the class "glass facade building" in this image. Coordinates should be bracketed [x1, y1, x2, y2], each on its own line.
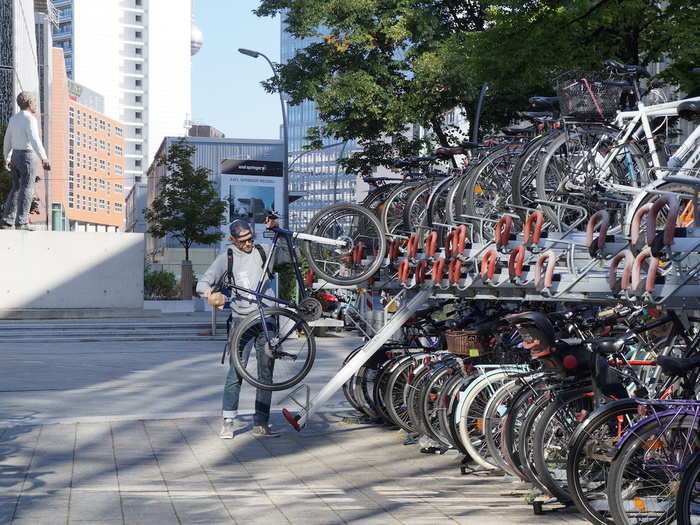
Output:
[281, 23, 358, 231]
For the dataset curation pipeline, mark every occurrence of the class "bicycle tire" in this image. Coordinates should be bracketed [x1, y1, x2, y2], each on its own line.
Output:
[420, 363, 457, 447]
[303, 202, 386, 286]
[517, 394, 552, 494]
[675, 450, 700, 525]
[383, 356, 421, 432]
[231, 308, 315, 392]
[567, 399, 650, 525]
[532, 390, 595, 502]
[457, 371, 515, 470]
[607, 415, 700, 525]
[380, 181, 423, 235]
[483, 378, 524, 475]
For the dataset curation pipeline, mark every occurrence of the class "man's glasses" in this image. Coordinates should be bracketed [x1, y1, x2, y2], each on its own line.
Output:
[235, 238, 254, 245]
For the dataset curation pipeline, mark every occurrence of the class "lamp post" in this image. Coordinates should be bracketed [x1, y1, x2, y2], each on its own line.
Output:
[238, 48, 289, 228]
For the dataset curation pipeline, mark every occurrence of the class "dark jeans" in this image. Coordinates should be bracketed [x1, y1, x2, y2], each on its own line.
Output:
[2, 150, 36, 226]
[223, 315, 274, 426]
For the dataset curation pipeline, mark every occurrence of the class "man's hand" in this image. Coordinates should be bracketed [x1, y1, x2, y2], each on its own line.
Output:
[207, 292, 226, 308]
[265, 216, 279, 229]
[42, 161, 51, 171]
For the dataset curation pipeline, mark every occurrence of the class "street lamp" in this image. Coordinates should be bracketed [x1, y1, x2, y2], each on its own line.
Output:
[238, 48, 289, 228]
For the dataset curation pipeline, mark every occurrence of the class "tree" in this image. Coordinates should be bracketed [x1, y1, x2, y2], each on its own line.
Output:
[144, 140, 226, 261]
[254, 0, 700, 173]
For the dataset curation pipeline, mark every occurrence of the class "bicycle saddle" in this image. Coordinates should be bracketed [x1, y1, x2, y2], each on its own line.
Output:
[501, 125, 535, 136]
[363, 175, 398, 183]
[657, 355, 700, 377]
[435, 146, 464, 156]
[604, 59, 649, 77]
[678, 100, 700, 121]
[586, 337, 627, 355]
[394, 156, 438, 168]
[516, 110, 554, 121]
[529, 96, 560, 111]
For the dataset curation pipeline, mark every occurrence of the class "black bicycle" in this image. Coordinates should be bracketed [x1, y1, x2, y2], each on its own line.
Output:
[222, 204, 385, 391]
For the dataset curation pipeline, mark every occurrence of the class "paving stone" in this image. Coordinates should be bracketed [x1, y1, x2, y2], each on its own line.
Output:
[68, 490, 123, 521]
[169, 495, 234, 524]
[122, 494, 179, 523]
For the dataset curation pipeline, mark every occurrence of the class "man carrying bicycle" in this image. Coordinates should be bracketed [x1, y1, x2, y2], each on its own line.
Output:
[197, 216, 289, 439]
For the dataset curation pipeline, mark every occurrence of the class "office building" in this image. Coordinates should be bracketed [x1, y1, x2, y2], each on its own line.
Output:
[51, 0, 198, 189]
[280, 23, 359, 231]
[146, 136, 283, 279]
[124, 181, 147, 233]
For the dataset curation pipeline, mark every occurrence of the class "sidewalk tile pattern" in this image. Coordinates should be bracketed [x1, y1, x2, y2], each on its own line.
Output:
[0, 414, 586, 524]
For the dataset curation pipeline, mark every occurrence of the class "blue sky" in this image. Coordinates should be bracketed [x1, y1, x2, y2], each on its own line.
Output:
[192, 1, 282, 140]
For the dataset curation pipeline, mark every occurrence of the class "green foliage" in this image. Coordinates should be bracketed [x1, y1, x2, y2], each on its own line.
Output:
[144, 266, 179, 300]
[144, 140, 227, 261]
[255, 0, 700, 173]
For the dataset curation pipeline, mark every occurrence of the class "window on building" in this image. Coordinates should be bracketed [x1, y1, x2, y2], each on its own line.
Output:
[135, 79, 142, 87]
[135, 143, 142, 152]
[135, 111, 142, 120]
[135, 47, 142, 55]
[135, 14, 142, 22]
[135, 31, 142, 39]
[115, 127, 123, 137]
[135, 95, 142, 103]
[115, 184, 123, 193]
[115, 202, 123, 212]
[134, 127, 142, 135]
[115, 145, 122, 156]
[135, 0, 141, 5]
[135, 63, 142, 71]
[135, 159, 142, 167]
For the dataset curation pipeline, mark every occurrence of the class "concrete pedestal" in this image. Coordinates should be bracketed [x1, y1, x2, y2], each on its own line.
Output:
[0, 230, 145, 318]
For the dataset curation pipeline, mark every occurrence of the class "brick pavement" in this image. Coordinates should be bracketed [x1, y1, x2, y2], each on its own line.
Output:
[0, 412, 586, 525]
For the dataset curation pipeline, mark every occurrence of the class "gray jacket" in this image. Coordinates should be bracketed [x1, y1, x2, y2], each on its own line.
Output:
[196, 243, 292, 316]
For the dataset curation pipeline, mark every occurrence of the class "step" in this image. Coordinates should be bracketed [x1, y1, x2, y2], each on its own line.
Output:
[2, 334, 227, 343]
[0, 321, 226, 331]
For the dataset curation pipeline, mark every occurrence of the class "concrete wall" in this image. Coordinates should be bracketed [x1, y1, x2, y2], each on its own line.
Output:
[0, 230, 144, 309]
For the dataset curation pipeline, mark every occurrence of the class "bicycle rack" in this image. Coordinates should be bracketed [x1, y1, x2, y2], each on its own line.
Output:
[283, 288, 434, 430]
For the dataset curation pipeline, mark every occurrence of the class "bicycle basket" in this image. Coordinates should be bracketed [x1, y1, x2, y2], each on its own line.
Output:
[446, 330, 487, 357]
[556, 72, 623, 121]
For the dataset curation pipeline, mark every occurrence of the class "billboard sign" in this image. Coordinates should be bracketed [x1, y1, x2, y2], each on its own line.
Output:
[219, 159, 283, 248]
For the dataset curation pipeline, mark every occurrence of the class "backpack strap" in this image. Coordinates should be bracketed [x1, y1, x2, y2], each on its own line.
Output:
[255, 243, 274, 280]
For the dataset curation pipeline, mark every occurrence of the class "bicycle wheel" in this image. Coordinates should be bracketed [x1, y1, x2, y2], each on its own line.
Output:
[303, 203, 386, 286]
[532, 390, 596, 502]
[461, 147, 523, 241]
[420, 363, 458, 447]
[607, 415, 700, 525]
[380, 181, 422, 235]
[384, 356, 421, 432]
[483, 378, 524, 475]
[457, 371, 516, 470]
[567, 399, 651, 525]
[535, 125, 649, 231]
[361, 183, 399, 213]
[426, 176, 457, 228]
[231, 308, 315, 392]
[675, 450, 700, 525]
[403, 179, 445, 231]
[517, 394, 552, 494]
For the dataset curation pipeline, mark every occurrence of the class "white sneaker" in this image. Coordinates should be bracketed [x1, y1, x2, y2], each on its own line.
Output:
[219, 418, 235, 439]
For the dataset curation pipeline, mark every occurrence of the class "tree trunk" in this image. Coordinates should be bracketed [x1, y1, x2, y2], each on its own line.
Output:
[180, 259, 193, 300]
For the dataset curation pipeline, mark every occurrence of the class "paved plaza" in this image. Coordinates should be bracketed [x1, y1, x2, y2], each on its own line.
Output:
[0, 318, 586, 524]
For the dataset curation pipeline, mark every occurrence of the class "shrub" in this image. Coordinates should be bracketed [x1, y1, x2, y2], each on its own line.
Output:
[144, 268, 179, 300]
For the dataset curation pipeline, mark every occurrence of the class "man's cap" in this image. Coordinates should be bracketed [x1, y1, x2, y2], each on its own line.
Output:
[230, 219, 253, 239]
